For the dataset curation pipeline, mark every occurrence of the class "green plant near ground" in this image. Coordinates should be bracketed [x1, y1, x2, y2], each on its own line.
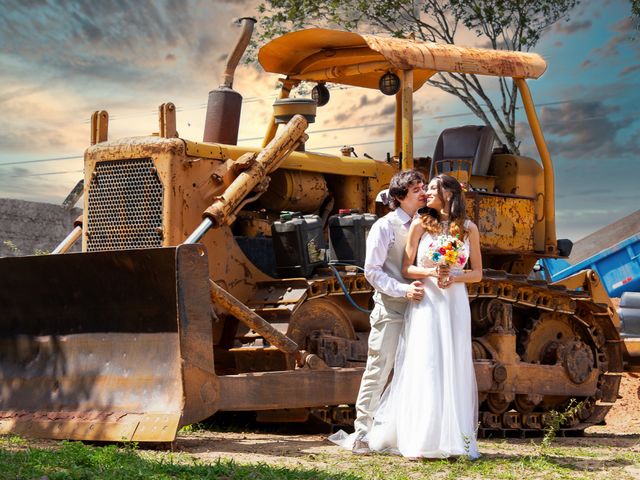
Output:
[541, 398, 585, 451]
[2, 240, 50, 256]
[0, 438, 357, 480]
[178, 422, 208, 434]
[2, 240, 22, 255]
[3, 433, 640, 480]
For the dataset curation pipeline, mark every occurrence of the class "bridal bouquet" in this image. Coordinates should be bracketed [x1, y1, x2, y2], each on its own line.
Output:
[426, 234, 467, 268]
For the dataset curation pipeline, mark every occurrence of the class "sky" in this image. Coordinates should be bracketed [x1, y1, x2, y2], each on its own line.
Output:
[0, 0, 638, 242]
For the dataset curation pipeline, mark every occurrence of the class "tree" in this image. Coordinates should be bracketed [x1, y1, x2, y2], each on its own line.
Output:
[631, 0, 640, 27]
[255, 0, 579, 154]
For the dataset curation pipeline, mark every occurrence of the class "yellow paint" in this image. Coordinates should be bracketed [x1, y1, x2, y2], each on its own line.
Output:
[551, 269, 620, 326]
[262, 78, 294, 148]
[259, 28, 547, 91]
[292, 46, 385, 73]
[90, 110, 108, 145]
[184, 140, 388, 177]
[83, 136, 270, 303]
[330, 176, 367, 213]
[258, 170, 328, 213]
[489, 154, 545, 252]
[401, 69, 414, 169]
[394, 92, 402, 158]
[289, 60, 391, 82]
[515, 78, 556, 254]
[466, 193, 535, 252]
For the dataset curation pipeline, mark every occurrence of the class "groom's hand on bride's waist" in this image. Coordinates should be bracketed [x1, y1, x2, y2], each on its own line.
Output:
[405, 281, 424, 302]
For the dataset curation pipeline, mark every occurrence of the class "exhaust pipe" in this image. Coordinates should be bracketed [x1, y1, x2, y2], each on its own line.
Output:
[221, 17, 257, 89]
[203, 17, 257, 144]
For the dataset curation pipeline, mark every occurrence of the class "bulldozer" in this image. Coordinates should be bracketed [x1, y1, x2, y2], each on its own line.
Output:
[0, 18, 632, 442]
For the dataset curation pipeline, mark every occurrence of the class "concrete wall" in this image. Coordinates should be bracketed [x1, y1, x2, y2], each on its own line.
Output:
[0, 198, 82, 257]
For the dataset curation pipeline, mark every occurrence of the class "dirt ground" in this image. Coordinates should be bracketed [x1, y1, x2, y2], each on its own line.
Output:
[4, 372, 637, 475]
[595, 371, 640, 435]
[171, 373, 640, 469]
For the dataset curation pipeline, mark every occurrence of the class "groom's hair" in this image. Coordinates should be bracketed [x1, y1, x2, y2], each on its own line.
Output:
[388, 169, 425, 210]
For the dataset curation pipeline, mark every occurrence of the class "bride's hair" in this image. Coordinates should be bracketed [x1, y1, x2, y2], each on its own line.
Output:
[420, 174, 468, 239]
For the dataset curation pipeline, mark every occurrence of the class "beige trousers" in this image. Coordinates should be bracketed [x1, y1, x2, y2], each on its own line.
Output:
[353, 300, 405, 439]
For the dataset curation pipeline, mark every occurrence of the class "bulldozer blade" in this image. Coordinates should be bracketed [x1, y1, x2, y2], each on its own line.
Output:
[0, 245, 218, 442]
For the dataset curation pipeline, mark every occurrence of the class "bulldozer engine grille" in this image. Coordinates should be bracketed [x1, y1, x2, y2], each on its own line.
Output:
[87, 158, 163, 251]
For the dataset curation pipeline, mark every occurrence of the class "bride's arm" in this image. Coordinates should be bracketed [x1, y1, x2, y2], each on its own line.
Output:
[451, 221, 483, 284]
[402, 218, 439, 279]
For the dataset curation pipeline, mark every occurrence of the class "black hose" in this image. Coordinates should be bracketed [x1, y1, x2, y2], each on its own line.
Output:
[328, 264, 372, 314]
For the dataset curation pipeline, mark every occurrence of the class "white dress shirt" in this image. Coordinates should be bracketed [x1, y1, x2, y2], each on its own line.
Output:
[364, 207, 412, 298]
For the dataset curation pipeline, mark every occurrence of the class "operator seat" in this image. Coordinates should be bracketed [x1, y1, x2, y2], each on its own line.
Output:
[430, 125, 497, 178]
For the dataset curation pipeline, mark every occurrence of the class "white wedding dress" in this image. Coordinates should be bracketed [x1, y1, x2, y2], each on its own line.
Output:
[367, 223, 479, 458]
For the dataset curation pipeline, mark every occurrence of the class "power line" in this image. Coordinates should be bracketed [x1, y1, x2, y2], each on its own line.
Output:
[0, 155, 82, 167]
[0, 106, 617, 179]
[9, 169, 83, 178]
[80, 94, 284, 123]
[310, 134, 439, 152]
[76, 85, 573, 125]
[238, 120, 395, 143]
[2, 139, 419, 177]
[238, 100, 580, 142]
[0, 99, 613, 172]
[77, 86, 358, 123]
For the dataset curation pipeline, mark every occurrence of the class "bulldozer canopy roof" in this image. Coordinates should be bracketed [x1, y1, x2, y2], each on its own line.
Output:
[259, 28, 547, 91]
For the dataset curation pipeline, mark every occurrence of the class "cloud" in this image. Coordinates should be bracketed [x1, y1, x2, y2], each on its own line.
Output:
[358, 94, 382, 108]
[554, 167, 640, 241]
[319, 89, 387, 126]
[332, 112, 349, 124]
[0, 85, 47, 104]
[595, 33, 628, 57]
[379, 104, 395, 116]
[370, 126, 390, 137]
[0, 81, 99, 154]
[0, 127, 69, 152]
[554, 20, 592, 34]
[619, 64, 640, 76]
[613, 17, 636, 33]
[0, 165, 81, 205]
[0, 0, 255, 95]
[593, 17, 637, 58]
[0, 0, 267, 175]
[539, 100, 638, 159]
[555, 207, 637, 241]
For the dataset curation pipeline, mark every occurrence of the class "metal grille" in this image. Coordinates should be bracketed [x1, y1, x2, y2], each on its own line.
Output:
[87, 158, 163, 251]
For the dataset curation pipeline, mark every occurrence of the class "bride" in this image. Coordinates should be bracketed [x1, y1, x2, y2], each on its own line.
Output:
[367, 174, 483, 459]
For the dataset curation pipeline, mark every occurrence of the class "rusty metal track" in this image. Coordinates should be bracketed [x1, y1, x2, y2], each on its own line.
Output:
[255, 268, 623, 436]
[465, 271, 620, 435]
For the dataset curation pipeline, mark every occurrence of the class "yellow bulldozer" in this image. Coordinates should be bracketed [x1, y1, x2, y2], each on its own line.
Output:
[0, 18, 634, 442]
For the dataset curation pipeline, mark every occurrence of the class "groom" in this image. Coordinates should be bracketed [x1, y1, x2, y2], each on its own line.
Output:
[352, 169, 426, 454]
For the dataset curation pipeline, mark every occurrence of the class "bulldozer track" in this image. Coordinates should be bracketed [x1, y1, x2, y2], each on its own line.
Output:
[254, 267, 624, 437]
